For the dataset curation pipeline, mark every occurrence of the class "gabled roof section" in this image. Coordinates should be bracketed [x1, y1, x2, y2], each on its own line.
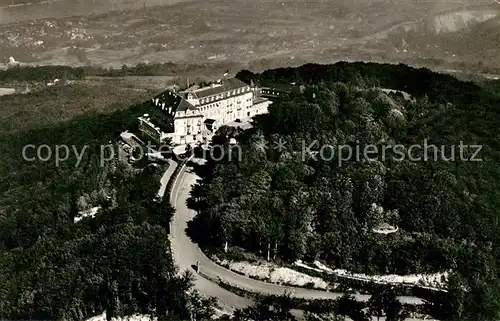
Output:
[152, 89, 196, 114]
[147, 89, 196, 133]
[260, 82, 296, 92]
[191, 78, 248, 99]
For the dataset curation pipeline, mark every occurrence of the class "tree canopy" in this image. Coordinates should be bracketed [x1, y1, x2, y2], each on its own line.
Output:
[189, 62, 500, 320]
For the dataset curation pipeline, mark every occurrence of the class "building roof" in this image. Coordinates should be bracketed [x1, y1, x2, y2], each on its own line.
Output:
[152, 89, 197, 113]
[204, 118, 217, 131]
[190, 78, 248, 99]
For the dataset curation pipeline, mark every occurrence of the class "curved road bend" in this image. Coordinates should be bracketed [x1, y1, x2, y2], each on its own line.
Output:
[169, 166, 424, 312]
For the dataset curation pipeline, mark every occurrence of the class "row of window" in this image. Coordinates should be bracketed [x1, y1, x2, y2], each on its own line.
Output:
[139, 120, 161, 134]
[261, 90, 281, 96]
[139, 123, 160, 140]
[199, 87, 251, 104]
[179, 135, 198, 141]
[199, 98, 252, 113]
[200, 103, 220, 111]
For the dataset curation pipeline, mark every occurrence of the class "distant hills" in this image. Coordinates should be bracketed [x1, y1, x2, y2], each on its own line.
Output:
[0, 0, 498, 74]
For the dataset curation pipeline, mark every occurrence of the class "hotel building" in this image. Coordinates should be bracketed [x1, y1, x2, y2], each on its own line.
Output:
[139, 78, 271, 145]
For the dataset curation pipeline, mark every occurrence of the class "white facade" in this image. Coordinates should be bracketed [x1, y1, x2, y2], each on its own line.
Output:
[170, 82, 270, 145]
[139, 79, 271, 146]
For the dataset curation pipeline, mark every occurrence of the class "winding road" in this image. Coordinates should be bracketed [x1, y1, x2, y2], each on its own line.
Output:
[167, 162, 424, 314]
